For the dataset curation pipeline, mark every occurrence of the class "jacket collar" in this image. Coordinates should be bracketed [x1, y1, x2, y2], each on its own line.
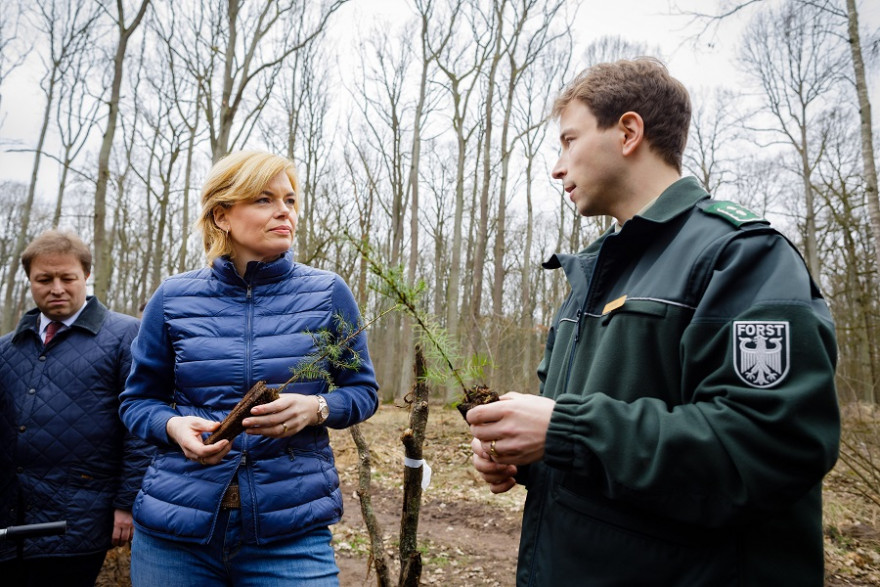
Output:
[212, 249, 294, 285]
[12, 296, 107, 343]
[590, 176, 709, 251]
[543, 177, 710, 292]
[633, 176, 709, 225]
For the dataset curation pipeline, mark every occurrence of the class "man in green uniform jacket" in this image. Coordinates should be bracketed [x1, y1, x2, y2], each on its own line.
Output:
[467, 58, 840, 586]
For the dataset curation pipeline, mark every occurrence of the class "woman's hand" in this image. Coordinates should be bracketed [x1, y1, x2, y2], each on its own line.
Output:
[166, 416, 232, 465]
[243, 393, 320, 438]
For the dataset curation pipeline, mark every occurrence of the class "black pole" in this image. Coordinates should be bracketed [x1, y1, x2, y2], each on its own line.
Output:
[0, 521, 67, 541]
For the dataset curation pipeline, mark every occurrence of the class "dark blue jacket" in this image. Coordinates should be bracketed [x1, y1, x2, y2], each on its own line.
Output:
[0, 366, 17, 540]
[120, 252, 379, 545]
[0, 296, 152, 561]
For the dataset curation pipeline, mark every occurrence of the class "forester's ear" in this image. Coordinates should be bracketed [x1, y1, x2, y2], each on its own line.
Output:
[618, 111, 645, 157]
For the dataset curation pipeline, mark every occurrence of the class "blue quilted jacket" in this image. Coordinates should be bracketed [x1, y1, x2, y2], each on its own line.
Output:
[119, 251, 379, 545]
[0, 297, 152, 561]
[0, 354, 18, 550]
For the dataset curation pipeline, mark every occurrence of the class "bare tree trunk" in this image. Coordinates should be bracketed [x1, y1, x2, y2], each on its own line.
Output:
[93, 0, 150, 302]
[436, 16, 488, 398]
[136, 129, 160, 307]
[399, 0, 448, 400]
[349, 423, 392, 587]
[846, 0, 880, 283]
[738, 1, 843, 279]
[52, 147, 71, 228]
[149, 149, 179, 293]
[213, 0, 240, 161]
[1, 72, 54, 332]
[446, 134, 466, 350]
[521, 155, 535, 384]
[2, 0, 103, 330]
[209, 0, 347, 162]
[52, 48, 101, 229]
[178, 117, 198, 273]
[800, 120, 820, 277]
[398, 345, 429, 587]
[471, 3, 504, 343]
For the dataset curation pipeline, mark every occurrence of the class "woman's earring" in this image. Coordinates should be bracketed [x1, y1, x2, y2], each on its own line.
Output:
[224, 227, 229, 238]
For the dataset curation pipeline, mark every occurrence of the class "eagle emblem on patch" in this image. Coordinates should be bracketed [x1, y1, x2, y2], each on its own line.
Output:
[733, 321, 790, 388]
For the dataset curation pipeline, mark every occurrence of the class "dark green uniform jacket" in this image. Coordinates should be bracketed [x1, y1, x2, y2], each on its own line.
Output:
[517, 177, 840, 586]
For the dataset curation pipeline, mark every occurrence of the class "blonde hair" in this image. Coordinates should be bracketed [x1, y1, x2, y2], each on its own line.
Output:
[197, 150, 300, 265]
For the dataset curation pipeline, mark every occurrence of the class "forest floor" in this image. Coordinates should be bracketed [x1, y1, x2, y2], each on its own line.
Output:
[97, 404, 880, 586]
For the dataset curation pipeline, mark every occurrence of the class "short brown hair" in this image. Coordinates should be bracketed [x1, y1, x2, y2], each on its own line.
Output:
[196, 150, 300, 265]
[552, 58, 691, 172]
[21, 230, 92, 277]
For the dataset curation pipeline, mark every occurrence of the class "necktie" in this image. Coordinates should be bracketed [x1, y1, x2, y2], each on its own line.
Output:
[44, 321, 62, 345]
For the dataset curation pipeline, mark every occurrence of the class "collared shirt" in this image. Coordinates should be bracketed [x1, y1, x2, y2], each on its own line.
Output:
[39, 304, 86, 343]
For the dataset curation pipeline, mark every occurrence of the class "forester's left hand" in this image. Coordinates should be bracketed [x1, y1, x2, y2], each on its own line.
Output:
[471, 436, 519, 493]
[467, 392, 555, 466]
[244, 393, 322, 438]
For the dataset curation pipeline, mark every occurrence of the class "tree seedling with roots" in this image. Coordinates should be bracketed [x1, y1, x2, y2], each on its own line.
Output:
[341, 231, 503, 586]
[204, 307, 397, 446]
[344, 231, 499, 417]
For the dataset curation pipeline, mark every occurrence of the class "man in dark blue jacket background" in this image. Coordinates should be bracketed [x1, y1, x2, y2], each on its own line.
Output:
[0, 230, 153, 587]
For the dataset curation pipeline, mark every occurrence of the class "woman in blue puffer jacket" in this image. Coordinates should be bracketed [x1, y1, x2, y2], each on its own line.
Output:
[120, 150, 379, 586]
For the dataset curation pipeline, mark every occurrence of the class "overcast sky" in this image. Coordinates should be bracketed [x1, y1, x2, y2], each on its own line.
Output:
[0, 0, 877, 195]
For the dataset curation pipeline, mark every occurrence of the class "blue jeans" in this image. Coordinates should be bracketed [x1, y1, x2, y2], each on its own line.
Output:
[130, 509, 339, 586]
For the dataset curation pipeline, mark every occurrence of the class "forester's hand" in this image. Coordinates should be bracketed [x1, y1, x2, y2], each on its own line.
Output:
[467, 392, 555, 466]
[166, 416, 231, 465]
[243, 393, 318, 438]
[471, 436, 518, 493]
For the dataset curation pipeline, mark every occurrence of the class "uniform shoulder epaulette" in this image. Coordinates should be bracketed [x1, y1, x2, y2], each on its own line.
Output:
[698, 200, 768, 227]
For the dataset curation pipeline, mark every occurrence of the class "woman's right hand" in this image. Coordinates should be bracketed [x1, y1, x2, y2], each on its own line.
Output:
[166, 416, 232, 466]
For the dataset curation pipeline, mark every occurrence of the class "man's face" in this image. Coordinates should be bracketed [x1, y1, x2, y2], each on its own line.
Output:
[28, 253, 89, 321]
[551, 101, 624, 218]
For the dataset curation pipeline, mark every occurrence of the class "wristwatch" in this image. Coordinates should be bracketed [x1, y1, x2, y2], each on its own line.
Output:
[315, 395, 329, 425]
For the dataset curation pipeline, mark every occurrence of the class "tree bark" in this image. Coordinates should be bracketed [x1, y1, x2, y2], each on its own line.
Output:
[93, 0, 150, 303]
[471, 2, 504, 340]
[845, 0, 880, 285]
[349, 423, 392, 587]
[398, 345, 429, 587]
[2, 81, 52, 333]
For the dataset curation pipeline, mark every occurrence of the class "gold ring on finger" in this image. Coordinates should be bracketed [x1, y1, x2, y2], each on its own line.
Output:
[282, 422, 288, 433]
[489, 440, 498, 460]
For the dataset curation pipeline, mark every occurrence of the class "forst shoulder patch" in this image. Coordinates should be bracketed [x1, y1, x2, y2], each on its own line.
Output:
[733, 321, 790, 388]
[701, 201, 767, 227]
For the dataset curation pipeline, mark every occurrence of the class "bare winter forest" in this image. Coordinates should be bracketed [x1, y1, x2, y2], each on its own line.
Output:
[2, 0, 880, 585]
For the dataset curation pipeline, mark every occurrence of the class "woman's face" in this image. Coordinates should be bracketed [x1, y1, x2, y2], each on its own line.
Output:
[213, 170, 297, 273]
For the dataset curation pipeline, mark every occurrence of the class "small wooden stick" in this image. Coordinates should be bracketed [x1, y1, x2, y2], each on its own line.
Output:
[203, 380, 280, 445]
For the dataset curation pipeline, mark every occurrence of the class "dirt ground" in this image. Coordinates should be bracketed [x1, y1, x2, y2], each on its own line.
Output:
[330, 406, 524, 586]
[97, 404, 880, 586]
